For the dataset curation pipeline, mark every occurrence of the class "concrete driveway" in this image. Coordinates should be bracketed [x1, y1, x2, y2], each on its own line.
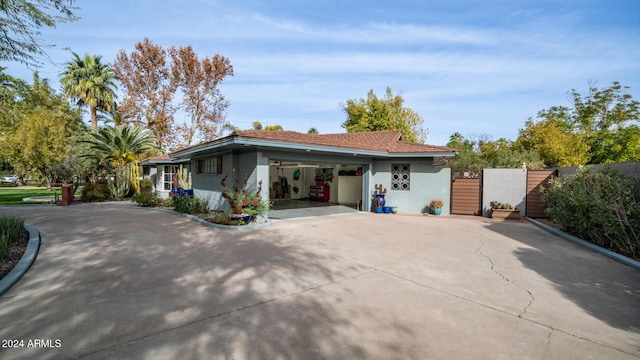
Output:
[1, 203, 639, 359]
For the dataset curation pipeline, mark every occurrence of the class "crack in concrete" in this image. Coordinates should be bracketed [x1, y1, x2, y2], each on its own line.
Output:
[379, 268, 639, 359]
[474, 235, 535, 318]
[542, 328, 553, 359]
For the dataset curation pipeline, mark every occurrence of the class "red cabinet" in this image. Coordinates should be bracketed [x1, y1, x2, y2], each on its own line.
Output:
[309, 184, 330, 202]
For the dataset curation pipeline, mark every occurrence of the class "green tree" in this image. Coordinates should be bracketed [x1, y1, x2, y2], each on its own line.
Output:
[264, 124, 283, 131]
[446, 132, 487, 171]
[537, 82, 640, 164]
[0, 66, 25, 103]
[342, 87, 427, 143]
[81, 126, 160, 168]
[0, 0, 78, 67]
[250, 121, 283, 131]
[480, 138, 544, 169]
[515, 118, 590, 167]
[0, 73, 82, 189]
[221, 122, 239, 135]
[98, 103, 131, 126]
[307, 127, 319, 134]
[60, 52, 118, 128]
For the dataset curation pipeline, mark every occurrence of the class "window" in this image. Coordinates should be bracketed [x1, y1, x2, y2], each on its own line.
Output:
[391, 163, 410, 190]
[162, 166, 176, 190]
[197, 156, 222, 174]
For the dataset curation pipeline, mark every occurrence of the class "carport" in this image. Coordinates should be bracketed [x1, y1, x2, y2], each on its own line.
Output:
[268, 159, 365, 211]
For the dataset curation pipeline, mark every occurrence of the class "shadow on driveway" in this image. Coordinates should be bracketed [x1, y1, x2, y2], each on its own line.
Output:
[486, 221, 640, 333]
[0, 204, 380, 359]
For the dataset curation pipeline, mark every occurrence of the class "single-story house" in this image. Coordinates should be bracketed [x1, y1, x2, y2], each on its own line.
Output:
[165, 130, 457, 215]
[140, 153, 190, 198]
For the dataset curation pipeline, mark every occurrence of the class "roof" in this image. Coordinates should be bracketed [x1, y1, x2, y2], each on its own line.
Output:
[171, 130, 457, 158]
[140, 153, 189, 165]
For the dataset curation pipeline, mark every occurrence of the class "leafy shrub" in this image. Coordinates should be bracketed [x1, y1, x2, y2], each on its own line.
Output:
[131, 191, 161, 207]
[541, 166, 640, 259]
[131, 179, 161, 207]
[139, 178, 154, 194]
[205, 212, 246, 226]
[242, 199, 272, 217]
[0, 215, 25, 260]
[81, 182, 110, 202]
[490, 201, 515, 210]
[172, 196, 209, 214]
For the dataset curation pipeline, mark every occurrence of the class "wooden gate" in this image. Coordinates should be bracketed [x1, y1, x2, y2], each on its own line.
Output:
[526, 170, 558, 218]
[451, 170, 482, 215]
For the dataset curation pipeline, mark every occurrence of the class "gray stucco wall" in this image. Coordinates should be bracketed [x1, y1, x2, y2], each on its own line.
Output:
[192, 152, 233, 211]
[188, 149, 453, 216]
[370, 159, 451, 215]
[481, 168, 527, 217]
[191, 151, 270, 212]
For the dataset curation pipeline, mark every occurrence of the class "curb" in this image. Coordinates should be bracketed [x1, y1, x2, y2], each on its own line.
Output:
[0, 224, 40, 296]
[127, 206, 272, 231]
[525, 217, 640, 271]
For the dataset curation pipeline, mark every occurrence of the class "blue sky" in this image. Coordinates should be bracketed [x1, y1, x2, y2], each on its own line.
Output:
[7, 0, 640, 146]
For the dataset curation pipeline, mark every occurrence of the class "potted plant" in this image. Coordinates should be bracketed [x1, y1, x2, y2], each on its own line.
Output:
[221, 169, 263, 224]
[490, 201, 521, 220]
[374, 184, 387, 214]
[429, 199, 444, 215]
[243, 198, 272, 223]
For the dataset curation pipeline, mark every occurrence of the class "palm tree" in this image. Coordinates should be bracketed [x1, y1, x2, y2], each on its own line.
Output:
[60, 52, 117, 128]
[82, 126, 160, 168]
[99, 103, 134, 126]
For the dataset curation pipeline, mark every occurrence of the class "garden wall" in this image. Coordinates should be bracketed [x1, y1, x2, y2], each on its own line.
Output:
[481, 169, 527, 217]
[555, 162, 640, 179]
[475, 162, 639, 218]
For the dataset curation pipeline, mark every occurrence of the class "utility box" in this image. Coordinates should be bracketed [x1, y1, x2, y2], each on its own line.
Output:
[60, 184, 74, 206]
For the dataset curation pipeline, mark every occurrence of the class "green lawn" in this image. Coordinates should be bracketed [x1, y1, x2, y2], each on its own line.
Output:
[0, 188, 59, 205]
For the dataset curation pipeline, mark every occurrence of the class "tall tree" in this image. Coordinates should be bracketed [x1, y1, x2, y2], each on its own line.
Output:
[479, 138, 544, 169]
[114, 38, 177, 150]
[80, 126, 160, 168]
[0, 0, 78, 67]
[446, 132, 487, 171]
[342, 87, 427, 143]
[60, 52, 117, 128]
[251, 121, 283, 131]
[0, 73, 82, 189]
[538, 82, 640, 164]
[170, 45, 233, 147]
[514, 118, 590, 167]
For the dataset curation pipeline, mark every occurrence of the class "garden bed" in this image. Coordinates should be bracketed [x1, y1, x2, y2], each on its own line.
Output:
[0, 231, 28, 280]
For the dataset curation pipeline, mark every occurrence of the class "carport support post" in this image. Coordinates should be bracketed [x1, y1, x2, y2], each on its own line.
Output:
[256, 152, 270, 220]
[361, 163, 372, 212]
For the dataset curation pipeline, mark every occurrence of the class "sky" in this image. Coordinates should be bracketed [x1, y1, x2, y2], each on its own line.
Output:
[6, 0, 640, 146]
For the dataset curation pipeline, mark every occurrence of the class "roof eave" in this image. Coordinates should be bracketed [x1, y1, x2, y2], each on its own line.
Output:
[171, 137, 458, 158]
[385, 152, 458, 158]
[140, 157, 190, 165]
